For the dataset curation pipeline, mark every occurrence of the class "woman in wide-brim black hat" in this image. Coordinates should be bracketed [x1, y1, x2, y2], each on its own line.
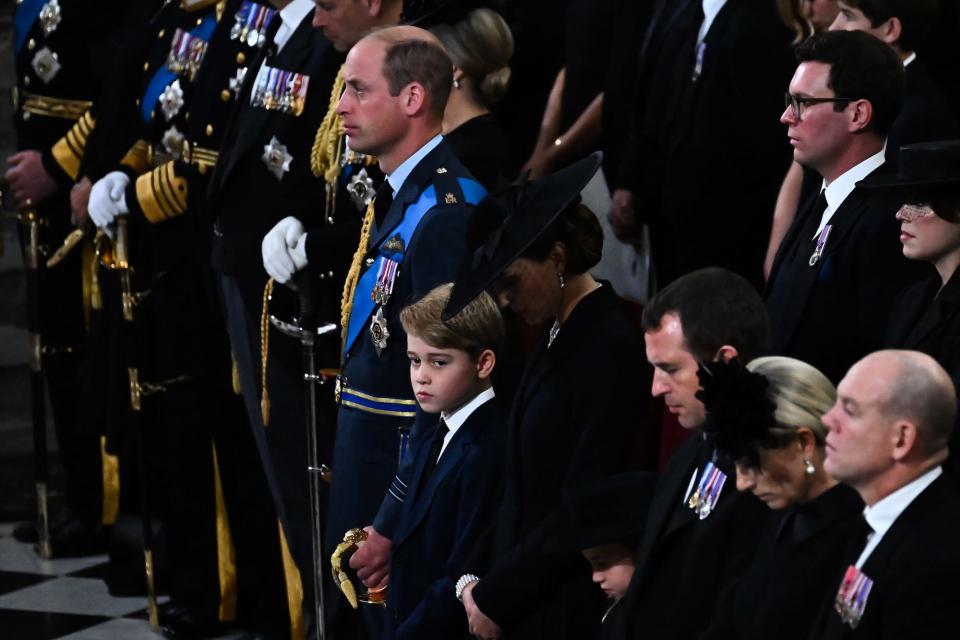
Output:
[860, 140, 960, 472]
[447, 153, 652, 639]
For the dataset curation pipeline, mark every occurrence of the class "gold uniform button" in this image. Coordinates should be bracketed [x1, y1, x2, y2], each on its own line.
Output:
[196, 18, 203, 26]
[143, 61, 149, 71]
[221, 89, 231, 102]
[205, 124, 213, 136]
[158, 29, 165, 39]
[236, 52, 246, 65]
[27, 39, 36, 51]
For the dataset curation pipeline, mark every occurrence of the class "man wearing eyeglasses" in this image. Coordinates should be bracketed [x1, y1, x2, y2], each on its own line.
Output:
[765, 30, 928, 384]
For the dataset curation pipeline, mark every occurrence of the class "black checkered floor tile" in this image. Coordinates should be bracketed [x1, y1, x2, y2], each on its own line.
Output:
[0, 523, 164, 639]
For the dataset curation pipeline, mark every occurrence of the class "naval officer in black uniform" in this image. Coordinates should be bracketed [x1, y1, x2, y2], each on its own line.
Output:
[5, 0, 135, 555]
[85, 1, 295, 635]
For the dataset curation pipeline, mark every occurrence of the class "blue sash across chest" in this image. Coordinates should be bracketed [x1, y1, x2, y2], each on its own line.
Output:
[140, 12, 217, 124]
[14, 0, 47, 55]
[343, 177, 486, 359]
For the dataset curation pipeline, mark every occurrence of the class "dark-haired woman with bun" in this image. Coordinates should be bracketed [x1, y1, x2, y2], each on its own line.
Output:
[700, 356, 863, 640]
[430, 8, 517, 188]
[446, 154, 648, 640]
[866, 141, 960, 475]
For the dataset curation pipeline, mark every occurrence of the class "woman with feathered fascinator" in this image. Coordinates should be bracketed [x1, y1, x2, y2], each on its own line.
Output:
[696, 356, 866, 640]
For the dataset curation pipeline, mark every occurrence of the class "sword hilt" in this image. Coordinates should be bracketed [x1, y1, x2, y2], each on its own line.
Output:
[115, 216, 136, 322]
[46, 228, 85, 268]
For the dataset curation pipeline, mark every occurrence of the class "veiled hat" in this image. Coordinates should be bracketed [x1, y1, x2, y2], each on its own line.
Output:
[443, 152, 602, 320]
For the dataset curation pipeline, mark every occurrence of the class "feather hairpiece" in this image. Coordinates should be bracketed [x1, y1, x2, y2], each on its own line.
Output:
[696, 358, 780, 467]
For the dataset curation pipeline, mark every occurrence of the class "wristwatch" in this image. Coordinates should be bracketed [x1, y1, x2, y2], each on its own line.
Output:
[455, 574, 480, 602]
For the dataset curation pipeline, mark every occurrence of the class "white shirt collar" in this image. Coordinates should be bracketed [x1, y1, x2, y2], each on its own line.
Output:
[698, 0, 728, 44]
[815, 148, 886, 237]
[856, 466, 942, 568]
[386, 134, 444, 197]
[274, 0, 314, 51]
[437, 387, 495, 459]
[903, 52, 917, 68]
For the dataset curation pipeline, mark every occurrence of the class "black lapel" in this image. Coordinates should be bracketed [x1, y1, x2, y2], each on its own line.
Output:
[768, 187, 872, 346]
[631, 437, 701, 585]
[861, 474, 952, 580]
[903, 270, 960, 347]
[215, 14, 320, 185]
[392, 400, 495, 550]
[389, 435, 434, 550]
[766, 186, 822, 289]
[638, 0, 700, 73]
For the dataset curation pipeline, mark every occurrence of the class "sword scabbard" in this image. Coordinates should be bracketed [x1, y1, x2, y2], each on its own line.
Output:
[144, 548, 160, 630]
[36, 482, 51, 560]
[128, 367, 142, 412]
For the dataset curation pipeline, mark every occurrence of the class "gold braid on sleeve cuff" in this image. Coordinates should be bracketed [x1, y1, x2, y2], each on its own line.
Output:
[121, 140, 151, 176]
[50, 109, 96, 180]
[136, 161, 189, 223]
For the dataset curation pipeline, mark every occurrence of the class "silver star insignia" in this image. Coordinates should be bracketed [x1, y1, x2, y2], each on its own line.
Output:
[162, 125, 185, 160]
[31, 47, 61, 84]
[160, 80, 185, 122]
[347, 168, 376, 210]
[262, 136, 293, 180]
[229, 67, 248, 93]
[39, 0, 62, 36]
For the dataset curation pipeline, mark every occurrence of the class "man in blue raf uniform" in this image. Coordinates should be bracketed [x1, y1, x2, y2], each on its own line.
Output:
[261, 25, 486, 637]
[4, 0, 132, 555]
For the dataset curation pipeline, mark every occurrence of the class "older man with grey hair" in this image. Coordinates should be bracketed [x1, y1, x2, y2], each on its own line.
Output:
[811, 349, 960, 638]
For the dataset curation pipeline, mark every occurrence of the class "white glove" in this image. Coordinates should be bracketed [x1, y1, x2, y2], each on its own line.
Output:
[262, 216, 307, 284]
[88, 171, 130, 231]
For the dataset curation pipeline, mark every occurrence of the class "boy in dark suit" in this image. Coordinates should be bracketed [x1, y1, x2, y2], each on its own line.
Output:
[383, 282, 506, 640]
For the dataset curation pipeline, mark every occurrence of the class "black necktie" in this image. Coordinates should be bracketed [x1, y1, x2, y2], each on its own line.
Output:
[807, 189, 827, 240]
[373, 181, 393, 227]
[417, 418, 449, 499]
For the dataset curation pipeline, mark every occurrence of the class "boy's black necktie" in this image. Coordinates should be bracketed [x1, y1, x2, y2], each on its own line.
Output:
[417, 418, 449, 499]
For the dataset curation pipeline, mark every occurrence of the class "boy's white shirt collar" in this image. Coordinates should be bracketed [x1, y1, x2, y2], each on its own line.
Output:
[437, 387, 495, 459]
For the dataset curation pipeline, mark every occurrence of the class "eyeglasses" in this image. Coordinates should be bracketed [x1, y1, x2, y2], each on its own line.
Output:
[896, 203, 936, 222]
[784, 93, 856, 120]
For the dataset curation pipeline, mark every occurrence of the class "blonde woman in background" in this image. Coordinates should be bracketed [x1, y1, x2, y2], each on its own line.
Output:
[430, 7, 516, 188]
[699, 356, 864, 640]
